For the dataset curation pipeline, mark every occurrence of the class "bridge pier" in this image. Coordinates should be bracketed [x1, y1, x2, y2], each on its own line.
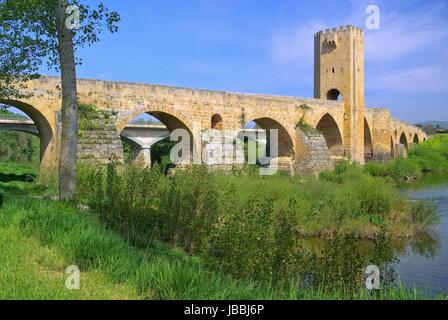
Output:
[131, 145, 152, 167]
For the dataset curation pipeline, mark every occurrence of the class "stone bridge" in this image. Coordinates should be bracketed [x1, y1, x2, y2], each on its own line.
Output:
[0, 25, 426, 174]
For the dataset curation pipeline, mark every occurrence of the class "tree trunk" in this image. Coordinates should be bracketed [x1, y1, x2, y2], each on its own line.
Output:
[55, 0, 78, 200]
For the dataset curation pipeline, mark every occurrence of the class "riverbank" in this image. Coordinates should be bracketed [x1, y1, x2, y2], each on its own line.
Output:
[365, 134, 448, 183]
[0, 196, 443, 300]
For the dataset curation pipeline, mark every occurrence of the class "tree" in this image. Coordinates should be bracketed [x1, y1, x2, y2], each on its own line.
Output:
[0, 0, 120, 199]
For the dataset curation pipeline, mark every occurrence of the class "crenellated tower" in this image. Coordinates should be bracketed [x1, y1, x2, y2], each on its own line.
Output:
[314, 25, 365, 163]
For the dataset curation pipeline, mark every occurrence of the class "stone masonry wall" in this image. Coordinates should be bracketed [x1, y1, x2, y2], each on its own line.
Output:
[78, 110, 124, 164]
[294, 130, 334, 175]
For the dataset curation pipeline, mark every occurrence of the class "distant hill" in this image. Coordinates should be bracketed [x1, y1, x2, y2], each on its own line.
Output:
[416, 121, 448, 135]
[417, 121, 448, 129]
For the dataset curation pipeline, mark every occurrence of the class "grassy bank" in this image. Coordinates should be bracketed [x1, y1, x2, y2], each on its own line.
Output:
[0, 196, 442, 300]
[365, 134, 448, 183]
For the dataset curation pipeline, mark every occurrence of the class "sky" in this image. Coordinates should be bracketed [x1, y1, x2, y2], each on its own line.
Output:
[39, 0, 448, 123]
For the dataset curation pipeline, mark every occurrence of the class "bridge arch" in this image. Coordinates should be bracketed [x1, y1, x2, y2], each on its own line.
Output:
[240, 111, 301, 171]
[364, 118, 373, 161]
[315, 113, 344, 158]
[249, 117, 294, 158]
[413, 134, 419, 144]
[0, 99, 54, 167]
[399, 132, 408, 148]
[117, 105, 196, 166]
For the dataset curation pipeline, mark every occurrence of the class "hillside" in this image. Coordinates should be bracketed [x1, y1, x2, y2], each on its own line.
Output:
[416, 121, 448, 135]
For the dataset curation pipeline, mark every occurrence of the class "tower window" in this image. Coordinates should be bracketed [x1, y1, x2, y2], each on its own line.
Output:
[332, 67, 335, 74]
[326, 89, 341, 101]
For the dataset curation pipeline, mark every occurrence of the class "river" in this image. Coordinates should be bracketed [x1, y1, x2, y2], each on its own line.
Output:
[397, 174, 448, 296]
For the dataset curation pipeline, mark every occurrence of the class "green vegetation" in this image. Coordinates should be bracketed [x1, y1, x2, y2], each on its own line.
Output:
[0, 196, 442, 299]
[0, 136, 447, 299]
[0, 108, 40, 164]
[78, 103, 115, 131]
[76, 160, 439, 290]
[365, 134, 448, 183]
[296, 104, 319, 134]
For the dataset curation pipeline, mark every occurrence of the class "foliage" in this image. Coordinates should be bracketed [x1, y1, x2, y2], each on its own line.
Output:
[0, 108, 39, 164]
[77, 158, 441, 292]
[78, 103, 112, 131]
[295, 104, 319, 134]
[1, 158, 446, 298]
[0, 0, 120, 98]
[0, 131, 39, 164]
[1, 195, 441, 299]
[365, 135, 448, 183]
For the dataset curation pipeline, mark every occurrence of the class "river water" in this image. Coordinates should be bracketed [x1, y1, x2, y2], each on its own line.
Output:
[396, 175, 448, 296]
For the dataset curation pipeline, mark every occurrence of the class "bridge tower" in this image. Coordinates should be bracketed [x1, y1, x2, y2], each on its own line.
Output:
[314, 25, 365, 163]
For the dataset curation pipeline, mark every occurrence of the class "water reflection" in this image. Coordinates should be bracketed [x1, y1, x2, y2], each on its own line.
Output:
[397, 175, 448, 296]
[298, 175, 448, 296]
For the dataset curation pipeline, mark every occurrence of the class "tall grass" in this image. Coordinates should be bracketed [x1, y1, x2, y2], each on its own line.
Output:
[77, 156, 440, 294]
[1, 197, 443, 299]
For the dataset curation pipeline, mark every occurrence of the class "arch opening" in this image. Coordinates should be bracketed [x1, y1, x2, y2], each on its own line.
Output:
[413, 134, 419, 144]
[236, 117, 294, 171]
[364, 118, 374, 161]
[120, 111, 193, 171]
[399, 132, 408, 149]
[316, 113, 344, 159]
[0, 101, 53, 167]
[326, 89, 342, 101]
[211, 114, 223, 130]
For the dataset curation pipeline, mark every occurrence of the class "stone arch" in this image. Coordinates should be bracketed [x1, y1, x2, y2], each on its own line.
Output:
[413, 134, 419, 144]
[240, 112, 300, 171]
[211, 114, 223, 130]
[0, 99, 54, 167]
[315, 113, 344, 158]
[117, 104, 195, 134]
[117, 105, 196, 166]
[326, 89, 342, 101]
[399, 132, 408, 148]
[364, 118, 374, 161]
[250, 117, 294, 157]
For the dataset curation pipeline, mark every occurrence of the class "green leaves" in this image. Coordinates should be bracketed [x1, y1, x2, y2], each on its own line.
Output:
[0, 0, 120, 99]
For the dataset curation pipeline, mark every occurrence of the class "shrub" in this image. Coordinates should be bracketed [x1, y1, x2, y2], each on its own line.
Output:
[203, 185, 300, 282]
[159, 166, 218, 252]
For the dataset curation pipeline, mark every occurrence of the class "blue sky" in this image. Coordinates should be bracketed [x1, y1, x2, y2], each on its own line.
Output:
[40, 0, 448, 123]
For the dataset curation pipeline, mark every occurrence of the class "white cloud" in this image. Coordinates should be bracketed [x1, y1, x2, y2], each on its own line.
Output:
[365, 4, 448, 61]
[270, 20, 326, 64]
[368, 64, 448, 94]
